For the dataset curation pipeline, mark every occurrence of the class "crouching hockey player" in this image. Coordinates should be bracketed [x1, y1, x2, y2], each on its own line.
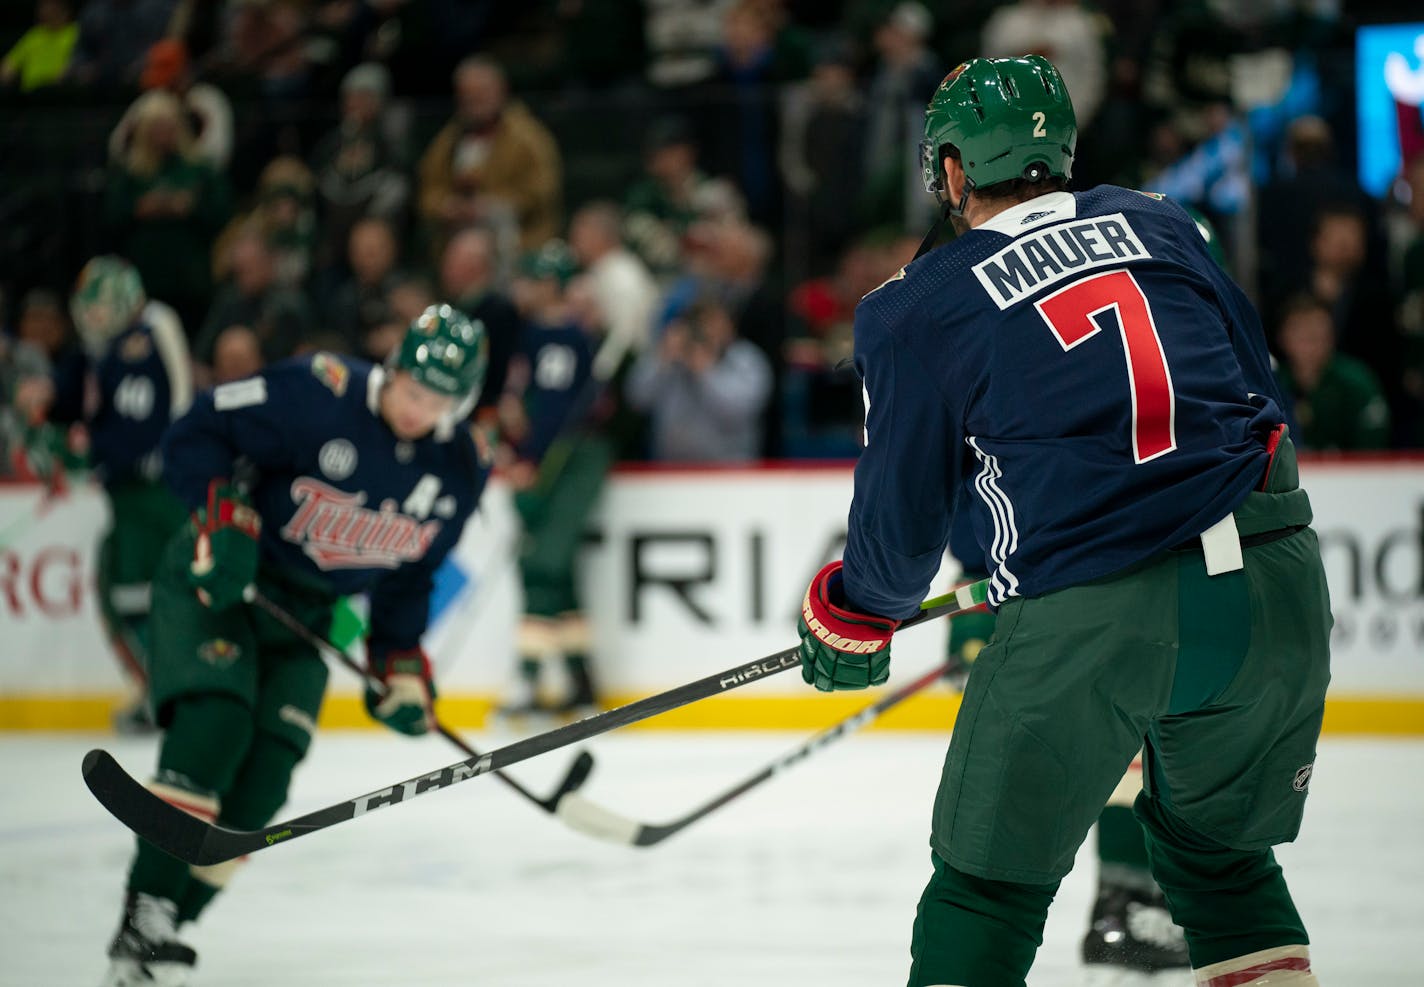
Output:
[796, 56, 1330, 986]
[101, 305, 488, 987]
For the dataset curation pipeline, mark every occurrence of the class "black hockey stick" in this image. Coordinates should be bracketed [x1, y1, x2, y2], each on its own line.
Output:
[81, 579, 990, 866]
[555, 658, 956, 846]
[243, 586, 594, 815]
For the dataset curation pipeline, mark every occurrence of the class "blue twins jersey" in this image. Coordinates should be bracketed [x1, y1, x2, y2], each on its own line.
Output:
[88, 302, 191, 487]
[515, 321, 595, 464]
[844, 187, 1287, 618]
[162, 353, 486, 654]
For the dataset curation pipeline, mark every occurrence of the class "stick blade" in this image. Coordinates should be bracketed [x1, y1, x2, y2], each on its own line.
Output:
[554, 750, 596, 799]
[82, 749, 211, 865]
[554, 792, 643, 845]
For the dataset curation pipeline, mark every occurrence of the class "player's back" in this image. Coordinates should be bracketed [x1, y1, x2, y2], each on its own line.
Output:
[863, 186, 1286, 606]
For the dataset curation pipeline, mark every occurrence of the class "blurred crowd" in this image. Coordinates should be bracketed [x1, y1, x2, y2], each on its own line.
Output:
[2, 0, 1423, 479]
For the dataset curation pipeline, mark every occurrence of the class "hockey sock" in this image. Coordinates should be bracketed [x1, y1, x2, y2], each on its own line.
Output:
[557, 615, 595, 706]
[562, 654, 595, 704]
[176, 868, 227, 925]
[1136, 794, 1307, 969]
[129, 693, 254, 902]
[219, 729, 304, 829]
[1098, 804, 1154, 886]
[907, 852, 1059, 987]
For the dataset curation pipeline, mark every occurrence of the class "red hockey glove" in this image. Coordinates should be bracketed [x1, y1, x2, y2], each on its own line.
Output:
[797, 561, 900, 692]
[364, 646, 437, 736]
[189, 481, 261, 612]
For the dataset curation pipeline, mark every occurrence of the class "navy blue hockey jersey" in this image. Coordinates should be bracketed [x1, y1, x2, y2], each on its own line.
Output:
[88, 302, 191, 487]
[844, 187, 1287, 618]
[162, 353, 487, 655]
[513, 321, 596, 463]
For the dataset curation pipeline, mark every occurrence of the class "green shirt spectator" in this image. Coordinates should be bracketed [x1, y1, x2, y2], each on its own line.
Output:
[103, 90, 232, 334]
[1274, 295, 1391, 451]
[1, 0, 78, 91]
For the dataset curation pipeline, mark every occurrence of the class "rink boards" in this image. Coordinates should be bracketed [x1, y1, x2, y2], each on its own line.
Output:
[2, 458, 1421, 734]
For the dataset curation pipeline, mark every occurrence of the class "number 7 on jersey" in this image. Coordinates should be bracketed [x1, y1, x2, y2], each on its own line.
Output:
[1035, 269, 1177, 464]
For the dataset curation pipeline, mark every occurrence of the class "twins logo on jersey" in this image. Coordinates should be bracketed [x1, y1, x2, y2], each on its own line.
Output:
[281, 477, 442, 570]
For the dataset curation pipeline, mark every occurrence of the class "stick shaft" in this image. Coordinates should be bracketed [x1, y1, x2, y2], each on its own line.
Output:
[243, 587, 588, 813]
[83, 580, 989, 865]
[622, 660, 952, 846]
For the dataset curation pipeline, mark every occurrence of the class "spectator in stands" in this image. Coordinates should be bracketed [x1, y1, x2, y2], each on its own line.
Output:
[698, 0, 810, 225]
[210, 324, 264, 385]
[213, 0, 313, 99]
[108, 39, 234, 171]
[626, 296, 772, 462]
[366, 274, 436, 363]
[309, 62, 410, 274]
[861, 2, 941, 230]
[568, 201, 659, 381]
[418, 56, 562, 254]
[783, 236, 899, 456]
[321, 216, 402, 357]
[1306, 203, 1399, 389]
[642, 0, 733, 89]
[102, 90, 232, 334]
[1274, 295, 1391, 451]
[704, 220, 780, 350]
[69, 0, 174, 88]
[623, 117, 744, 281]
[195, 232, 312, 374]
[437, 227, 520, 416]
[1, 0, 78, 92]
[15, 289, 85, 425]
[779, 41, 867, 280]
[1392, 155, 1424, 447]
[214, 156, 317, 291]
[1258, 117, 1370, 318]
[981, 0, 1108, 129]
[0, 328, 53, 477]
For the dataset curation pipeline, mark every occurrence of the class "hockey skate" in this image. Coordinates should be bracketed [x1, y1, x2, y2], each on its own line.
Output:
[100, 892, 196, 987]
[552, 657, 599, 721]
[1081, 882, 1190, 980]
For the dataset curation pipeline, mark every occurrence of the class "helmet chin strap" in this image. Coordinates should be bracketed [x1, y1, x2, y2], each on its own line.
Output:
[914, 173, 971, 261]
[912, 200, 954, 261]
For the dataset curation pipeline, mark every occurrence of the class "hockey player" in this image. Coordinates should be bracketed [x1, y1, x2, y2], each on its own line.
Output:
[70, 256, 193, 733]
[101, 305, 488, 987]
[498, 242, 611, 718]
[795, 56, 1330, 986]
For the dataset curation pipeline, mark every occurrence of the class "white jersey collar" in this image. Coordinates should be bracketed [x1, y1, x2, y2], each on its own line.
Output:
[974, 190, 1078, 238]
[366, 363, 385, 416]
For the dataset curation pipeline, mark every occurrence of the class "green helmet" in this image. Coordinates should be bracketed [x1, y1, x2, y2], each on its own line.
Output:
[921, 55, 1077, 214]
[70, 256, 146, 353]
[518, 240, 578, 286]
[391, 304, 488, 411]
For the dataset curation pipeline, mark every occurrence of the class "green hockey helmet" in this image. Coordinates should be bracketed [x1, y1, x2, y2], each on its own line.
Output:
[518, 239, 578, 286]
[921, 55, 1077, 215]
[390, 304, 488, 415]
[70, 255, 146, 353]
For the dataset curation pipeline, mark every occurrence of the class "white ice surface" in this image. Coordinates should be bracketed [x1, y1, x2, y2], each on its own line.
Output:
[1, 732, 1419, 986]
